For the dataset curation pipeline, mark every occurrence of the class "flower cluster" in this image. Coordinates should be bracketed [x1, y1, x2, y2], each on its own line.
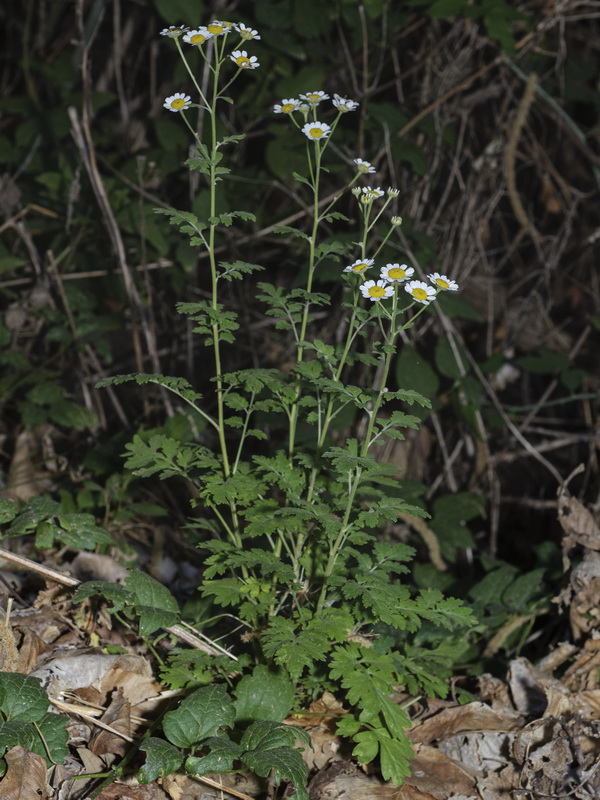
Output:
[161, 20, 261, 112]
[272, 90, 359, 143]
[347, 262, 459, 304]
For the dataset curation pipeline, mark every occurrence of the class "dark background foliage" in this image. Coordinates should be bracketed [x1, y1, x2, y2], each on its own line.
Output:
[1, 0, 599, 668]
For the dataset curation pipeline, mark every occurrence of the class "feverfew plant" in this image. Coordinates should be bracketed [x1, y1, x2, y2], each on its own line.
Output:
[93, 19, 475, 797]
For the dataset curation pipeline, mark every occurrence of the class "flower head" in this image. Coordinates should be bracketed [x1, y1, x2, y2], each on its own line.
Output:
[274, 98, 301, 114]
[183, 28, 212, 46]
[333, 94, 359, 112]
[160, 25, 189, 38]
[230, 50, 260, 69]
[300, 91, 330, 105]
[353, 158, 375, 174]
[236, 23, 260, 40]
[207, 20, 233, 35]
[387, 187, 400, 197]
[391, 216, 403, 226]
[163, 93, 192, 112]
[405, 280, 436, 305]
[302, 121, 331, 141]
[428, 272, 459, 291]
[361, 280, 394, 302]
[344, 258, 374, 273]
[361, 186, 385, 201]
[380, 263, 414, 283]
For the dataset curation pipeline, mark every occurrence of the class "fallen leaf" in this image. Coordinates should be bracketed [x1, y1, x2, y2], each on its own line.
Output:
[0, 746, 47, 800]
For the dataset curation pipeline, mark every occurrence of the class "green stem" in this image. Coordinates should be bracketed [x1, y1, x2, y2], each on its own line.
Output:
[287, 140, 322, 458]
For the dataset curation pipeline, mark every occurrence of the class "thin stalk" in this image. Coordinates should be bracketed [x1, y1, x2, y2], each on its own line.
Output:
[287, 140, 322, 458]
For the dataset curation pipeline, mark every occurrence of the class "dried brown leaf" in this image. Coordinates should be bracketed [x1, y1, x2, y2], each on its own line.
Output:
[409, 702, 523, 745]
[0, 746, 47, 800]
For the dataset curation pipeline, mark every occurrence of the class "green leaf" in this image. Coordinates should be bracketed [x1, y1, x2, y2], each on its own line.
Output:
[240, 720, 310, 752]
[125, 570, 180, 636]
[49, 513, 113, 550]
[72, 580, 131, 609]
[0, 674, 49, 722]
[234, 666, 295, 723]
[0, 720, 36, 756]
[8, 497, 59, 535]
[32, 712, 69, 765]
[371, 728, 413, 783]
[139, 737, 183, 783]
[185, 737, 241, 774]
[0, 500, 17, 525]
[261, 609, 353, 679]
[163, 685, 235, 748]
[273, 225, 309, 240]
[218, 260, 264, 281]
[243, 747, 308, 800]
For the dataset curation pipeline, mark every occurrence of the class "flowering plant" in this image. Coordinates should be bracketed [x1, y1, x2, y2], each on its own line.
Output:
[91, 18, 474, 797]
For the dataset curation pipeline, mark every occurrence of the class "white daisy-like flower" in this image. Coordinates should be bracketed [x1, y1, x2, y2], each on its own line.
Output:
[230, 50, 260, 69]
[207, 20, 233, 35]
[380, 263, 414, 283]
[405, 280, 436, 305]
[236, 22, 260, 40]
[183, 28, 213, 46]
[361, 186, 385, 201]
[160, 25, 190, 38]
[344, 258, 374, 273]
[353, 158, 375, 174]
[333, 94, 359, 112]
[428, 272, 459, 291]
[391, 216, 403, 226]
[361, 280, 394, 302]
[300, 91, 330, 105]
[302, 121, 331, 141]
[274, 98, 301, 114]
[387, 187, 400, 197]
[163, 93, 192, 112]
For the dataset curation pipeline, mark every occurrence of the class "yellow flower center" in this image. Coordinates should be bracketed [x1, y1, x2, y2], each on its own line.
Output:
[237, 56, 251, 67]
[369, 286, 386, 298]
[171, 98, 186, 110]
[281, 103, 295, 113]
[309, 128, 324, 138]
[435, 278, 450, 288]
[353, 263, 368, 271]
[388, 268, 406, 280]
[190, 34, 206, 44]
[412, 288, 428, 301]
[208, 24, 224, 33]
[307, 94, 320, 101]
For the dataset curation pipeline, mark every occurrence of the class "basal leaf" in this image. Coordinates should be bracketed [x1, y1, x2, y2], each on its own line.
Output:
[163, 685, 235, 748]
[0, 674, 49, 722]
[242, 747, 308, 800]
[185, 737, 241, 774]
[139, 738, 183, 784]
